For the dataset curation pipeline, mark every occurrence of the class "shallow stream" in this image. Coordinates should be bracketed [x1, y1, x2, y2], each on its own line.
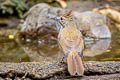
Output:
[0, 27, 120, 63]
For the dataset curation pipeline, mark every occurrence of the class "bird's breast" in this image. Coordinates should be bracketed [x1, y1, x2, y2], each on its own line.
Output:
[59, 26, 81, 47]
[60, 27, 80, 38]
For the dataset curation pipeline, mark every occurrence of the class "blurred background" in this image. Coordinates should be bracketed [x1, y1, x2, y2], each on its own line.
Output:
[0, 0, 120, 63]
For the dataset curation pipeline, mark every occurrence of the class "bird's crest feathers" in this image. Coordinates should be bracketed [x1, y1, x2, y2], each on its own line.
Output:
[62, 10, 73, 18]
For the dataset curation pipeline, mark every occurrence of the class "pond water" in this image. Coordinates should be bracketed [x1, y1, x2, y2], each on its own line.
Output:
[0, 28, 120, 63]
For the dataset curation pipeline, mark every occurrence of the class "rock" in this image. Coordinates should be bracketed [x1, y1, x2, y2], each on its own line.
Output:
[0, 61, 120, 79]
[73, 11, 111, 38]
[20, 3, 66, 33]
[75, 73, 120, 80]
[20, 3, 111, 39]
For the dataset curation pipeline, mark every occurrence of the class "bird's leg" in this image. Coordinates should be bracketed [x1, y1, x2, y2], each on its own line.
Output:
[60, 56, 65, 63]
[78, 50, 83, 58]
[80, 51, 84, 58]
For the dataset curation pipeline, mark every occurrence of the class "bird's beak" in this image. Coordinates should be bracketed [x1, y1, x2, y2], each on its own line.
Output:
[54, 17, 60, 21]
[54, 17, 63, 31]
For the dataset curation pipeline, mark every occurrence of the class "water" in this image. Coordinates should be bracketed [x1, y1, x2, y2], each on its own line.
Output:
[0, 28, 120, 63]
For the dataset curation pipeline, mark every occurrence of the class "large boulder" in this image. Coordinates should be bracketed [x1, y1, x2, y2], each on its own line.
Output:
[19, 3, 111, 39]
[20, 3, 66, 33]
[73, 11, 111, 38]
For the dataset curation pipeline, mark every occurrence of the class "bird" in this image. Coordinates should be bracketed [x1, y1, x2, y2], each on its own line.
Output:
[55, 10, 84, 76]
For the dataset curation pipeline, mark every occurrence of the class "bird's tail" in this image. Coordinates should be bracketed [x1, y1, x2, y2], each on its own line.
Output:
[67, 50, 84, 76]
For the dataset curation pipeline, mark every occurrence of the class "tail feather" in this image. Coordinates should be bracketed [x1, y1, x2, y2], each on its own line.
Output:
[74, 52, 84, 75]
[67, 50, 84, 76]
[67, 52, 76, 75]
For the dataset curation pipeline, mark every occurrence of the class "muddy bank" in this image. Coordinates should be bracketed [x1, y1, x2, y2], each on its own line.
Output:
[0, 61, 120, 79]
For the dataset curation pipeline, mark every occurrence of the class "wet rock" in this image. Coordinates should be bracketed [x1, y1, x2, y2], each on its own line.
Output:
[75, 73, 120, 80]
[0, 61, 120, 79]
[74, 11, 111, 38]
[20, 3, 111, 39]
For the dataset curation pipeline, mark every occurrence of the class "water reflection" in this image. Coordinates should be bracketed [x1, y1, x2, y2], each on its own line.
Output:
[0, 33, 120, 62]
[0, 38, 30, 62]
[17, 39, 58, 62]
[17, 38, 111, 62]
[84, 39, 111, 57]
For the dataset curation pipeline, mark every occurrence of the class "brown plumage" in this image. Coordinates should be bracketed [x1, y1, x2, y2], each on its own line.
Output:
[67, 50, 84, 75]
[55, 10, 84, 76]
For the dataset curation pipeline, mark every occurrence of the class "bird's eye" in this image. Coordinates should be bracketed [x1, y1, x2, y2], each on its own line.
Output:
[60, 17, 63, 20]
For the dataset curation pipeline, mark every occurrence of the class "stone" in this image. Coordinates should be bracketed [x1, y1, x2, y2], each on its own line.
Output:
[73, 11, 111, 38]
[20, 3, 66, 32]
[20, 3, 111, 39]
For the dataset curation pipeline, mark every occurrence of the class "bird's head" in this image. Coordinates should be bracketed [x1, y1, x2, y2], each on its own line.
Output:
[55, 10, 76, 31]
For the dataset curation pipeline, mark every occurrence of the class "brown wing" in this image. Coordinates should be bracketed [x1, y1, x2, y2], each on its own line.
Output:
[58, 32, 71, 54]
[77, 36, 84, 57]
